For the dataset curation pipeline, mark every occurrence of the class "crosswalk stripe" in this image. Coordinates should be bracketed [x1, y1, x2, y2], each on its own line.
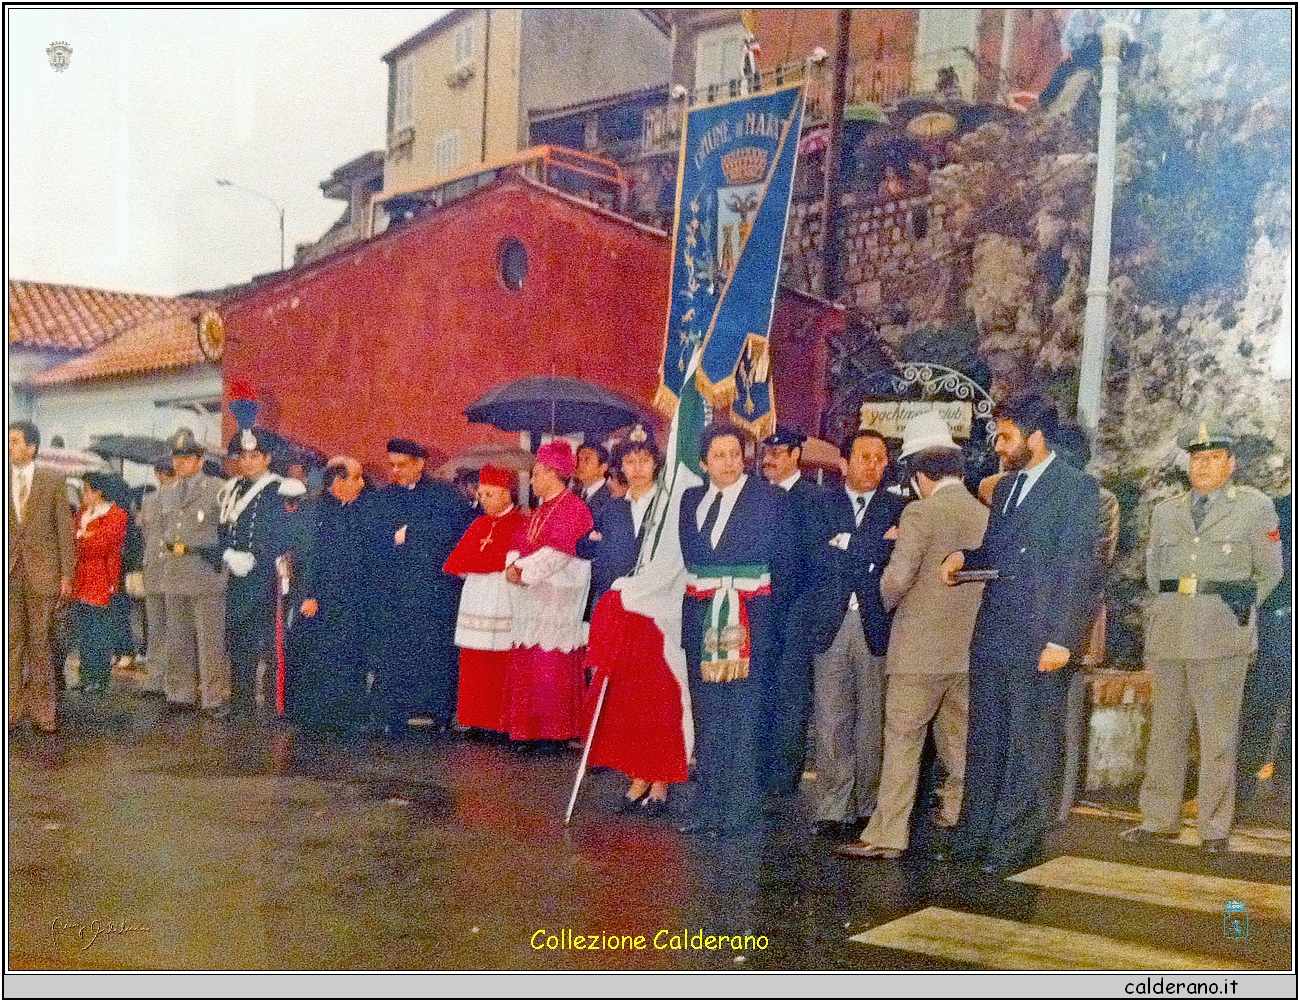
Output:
[1008, 856, 1292, 923]
[850, 907, 1240, 971]
[1072, 805, 1292, 857]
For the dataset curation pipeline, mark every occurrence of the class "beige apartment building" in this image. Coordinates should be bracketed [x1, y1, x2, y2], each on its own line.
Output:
[380, 9, 670, 198]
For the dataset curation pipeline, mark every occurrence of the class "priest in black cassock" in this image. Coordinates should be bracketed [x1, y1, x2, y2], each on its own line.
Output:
[367, 438, 475, 733]
[287, 456, 373, 736]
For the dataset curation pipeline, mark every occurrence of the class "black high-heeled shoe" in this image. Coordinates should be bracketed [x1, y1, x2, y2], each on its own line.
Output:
[612, 792, 645, 814]
[638, 795, 669, 818]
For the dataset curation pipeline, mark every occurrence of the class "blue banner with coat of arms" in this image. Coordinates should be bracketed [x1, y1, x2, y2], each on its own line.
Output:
[655, 84, 804, 440]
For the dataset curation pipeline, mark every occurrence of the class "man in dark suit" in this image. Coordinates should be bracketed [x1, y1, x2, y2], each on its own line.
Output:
[806, 428, 906, 834]
[8, 421, 76, 733]
[679, 422, 795, 837]
[760, 425, 829, 795]
[289, 456, 373, 736]
[368, 437, 475, 733]
[576, 443, 615, 622]
[575, 443, 614, 520]
[940, 394, 1101, 873]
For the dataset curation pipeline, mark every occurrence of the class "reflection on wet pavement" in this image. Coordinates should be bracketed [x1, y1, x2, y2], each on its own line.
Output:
[8, 691, 1292, 970]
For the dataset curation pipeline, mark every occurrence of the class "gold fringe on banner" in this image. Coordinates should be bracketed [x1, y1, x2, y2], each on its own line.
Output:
[653, 383, 680, 417]
[730, 405, 777, 443]
[695, 369, 738, 410]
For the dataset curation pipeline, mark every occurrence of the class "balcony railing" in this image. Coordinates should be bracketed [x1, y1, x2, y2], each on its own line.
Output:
[640, 49, 979, 157]
[804, 60, 915, 121]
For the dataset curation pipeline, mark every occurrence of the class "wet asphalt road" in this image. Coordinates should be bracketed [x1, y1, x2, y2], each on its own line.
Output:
[8, 690, 1292, 971]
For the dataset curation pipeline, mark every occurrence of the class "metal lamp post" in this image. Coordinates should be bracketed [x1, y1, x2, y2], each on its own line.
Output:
[216, 179, 286, 271]
[1076, 16, 1136, 443]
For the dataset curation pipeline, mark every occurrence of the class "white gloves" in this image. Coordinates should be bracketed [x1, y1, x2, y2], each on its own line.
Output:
[223, 548, 256, 577]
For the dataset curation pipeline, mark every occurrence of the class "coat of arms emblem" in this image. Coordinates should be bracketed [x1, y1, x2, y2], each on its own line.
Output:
[197, 309, 227, 363]
[716, 147, 768, 280]
[46, 41, 72, 72]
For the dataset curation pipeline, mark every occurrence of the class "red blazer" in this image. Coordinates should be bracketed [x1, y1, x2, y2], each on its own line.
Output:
[73, 503, 129, 606]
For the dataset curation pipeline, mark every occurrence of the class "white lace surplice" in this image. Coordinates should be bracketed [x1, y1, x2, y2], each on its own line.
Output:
[506, 546, 591, 653]
[454, 570, 514, 651]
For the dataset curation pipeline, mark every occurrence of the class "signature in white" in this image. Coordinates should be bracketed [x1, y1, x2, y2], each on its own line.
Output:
[50, 917, 150, 951]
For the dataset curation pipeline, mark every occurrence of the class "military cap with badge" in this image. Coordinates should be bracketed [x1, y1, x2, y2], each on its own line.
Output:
[1162, 416, 1256, 623]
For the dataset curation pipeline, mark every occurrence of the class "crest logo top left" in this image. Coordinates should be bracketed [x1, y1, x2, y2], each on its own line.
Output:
[46, 41, 72, 72]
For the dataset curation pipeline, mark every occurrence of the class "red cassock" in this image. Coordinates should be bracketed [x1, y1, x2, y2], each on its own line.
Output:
[503, 490, 593, 741]
[443, 507, 527, 731]
[581, 589, 689, 783]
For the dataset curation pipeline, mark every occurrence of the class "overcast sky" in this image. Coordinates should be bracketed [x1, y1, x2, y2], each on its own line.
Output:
[7, 8, 446, 296]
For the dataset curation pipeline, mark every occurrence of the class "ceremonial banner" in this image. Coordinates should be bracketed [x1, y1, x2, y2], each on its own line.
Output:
[657, 84, 805, 440]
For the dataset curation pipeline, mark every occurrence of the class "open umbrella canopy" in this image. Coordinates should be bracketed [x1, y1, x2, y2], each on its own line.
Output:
[799, 437, 846, 471]
[435, 443, 535, 480]
[88, 434, 173, 467]
[36, 448, 109, 477]
[274, 436, 327, 472]
[465, 376, 650, 439]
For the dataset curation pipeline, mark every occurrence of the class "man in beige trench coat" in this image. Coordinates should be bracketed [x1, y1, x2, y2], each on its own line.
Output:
[837, 413, 988, 859]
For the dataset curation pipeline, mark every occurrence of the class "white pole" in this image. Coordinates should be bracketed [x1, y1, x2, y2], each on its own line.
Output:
[564, 675, 610, 825]
[998, 9, 1015, 100]
[1076, 23, 1127, 441]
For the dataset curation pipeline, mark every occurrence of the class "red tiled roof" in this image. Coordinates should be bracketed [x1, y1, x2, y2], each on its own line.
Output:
[24, 305, 218, 388]
[8, 280, 203, 351]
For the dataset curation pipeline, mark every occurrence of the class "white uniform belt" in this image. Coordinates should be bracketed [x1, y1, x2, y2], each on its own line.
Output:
[686, 572, 771, 592]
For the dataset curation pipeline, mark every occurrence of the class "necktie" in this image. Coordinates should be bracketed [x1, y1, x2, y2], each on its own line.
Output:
[15, 472, 29, 522]
[700, 491, 723, 547]
[1191, 493, 1209, 530]
[1002, 471, 1028, 515]
[854, 494, 866, 527]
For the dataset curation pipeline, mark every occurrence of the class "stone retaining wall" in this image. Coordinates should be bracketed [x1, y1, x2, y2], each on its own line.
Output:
[782, 191, 963, 328]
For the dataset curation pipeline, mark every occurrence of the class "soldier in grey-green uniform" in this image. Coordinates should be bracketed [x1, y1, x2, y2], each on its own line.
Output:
[1123, 418, 1283, 853]
[158, 429, 230, 711]
[136, 458, 175, 695]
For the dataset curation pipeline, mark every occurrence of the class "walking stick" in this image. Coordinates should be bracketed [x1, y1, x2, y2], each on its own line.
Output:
[564, 675, 610, 825]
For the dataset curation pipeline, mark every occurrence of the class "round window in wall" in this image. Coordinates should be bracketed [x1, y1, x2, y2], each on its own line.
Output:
[497, 237, 528, 292]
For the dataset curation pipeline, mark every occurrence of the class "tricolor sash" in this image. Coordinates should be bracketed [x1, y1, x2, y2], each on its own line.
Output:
[684, 561, 771, 682]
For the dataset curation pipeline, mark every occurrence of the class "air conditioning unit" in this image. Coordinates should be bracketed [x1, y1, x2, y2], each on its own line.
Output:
[445, 63, 475, 88]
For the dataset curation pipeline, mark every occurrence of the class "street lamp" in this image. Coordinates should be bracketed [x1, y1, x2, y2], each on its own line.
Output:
[1076, 13, 1139, 445]
[216, 179, 285, 271]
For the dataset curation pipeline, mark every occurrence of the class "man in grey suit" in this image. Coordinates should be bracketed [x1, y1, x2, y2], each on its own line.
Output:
[137, 458, 175, 695]
[9, 421, 76, 733]
[837, 414, 989, 858]
[158, 429, 229, 711]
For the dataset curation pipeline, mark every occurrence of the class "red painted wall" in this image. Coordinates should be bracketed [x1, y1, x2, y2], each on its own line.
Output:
[222, 179, 671, 475]
[221, 175, 842, 478]
[769, 289, 843, 440]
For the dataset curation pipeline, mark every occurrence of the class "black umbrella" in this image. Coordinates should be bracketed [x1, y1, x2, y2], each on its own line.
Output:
[464, 376, 651, 440]
[88, 435, 172, 467]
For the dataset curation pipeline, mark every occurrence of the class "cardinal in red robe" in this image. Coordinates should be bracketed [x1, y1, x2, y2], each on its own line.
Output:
[443, 465, 527, 734]
[502, 441, 594, 747]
